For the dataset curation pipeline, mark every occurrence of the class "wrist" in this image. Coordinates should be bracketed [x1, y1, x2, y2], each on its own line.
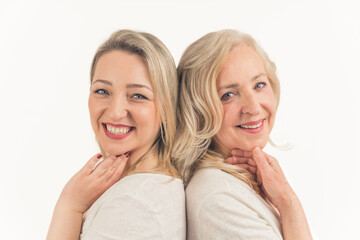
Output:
[55, 198, 85, 215]
[277, 191, 300, 213]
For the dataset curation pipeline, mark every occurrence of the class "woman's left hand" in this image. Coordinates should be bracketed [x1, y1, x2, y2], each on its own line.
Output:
[251, 147, 296, 211]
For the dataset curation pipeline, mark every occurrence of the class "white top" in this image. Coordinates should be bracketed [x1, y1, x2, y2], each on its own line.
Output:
[80, 173, 186, 240]
[186, 168, 283, 240]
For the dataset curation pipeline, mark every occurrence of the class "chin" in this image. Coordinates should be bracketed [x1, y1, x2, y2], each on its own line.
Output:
[239, 139, 268, 151]
[101, 144, 129, 157]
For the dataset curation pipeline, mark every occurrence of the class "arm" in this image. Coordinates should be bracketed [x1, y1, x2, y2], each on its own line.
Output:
[251, 147, 313, 240]
[46, 154, 128, 240]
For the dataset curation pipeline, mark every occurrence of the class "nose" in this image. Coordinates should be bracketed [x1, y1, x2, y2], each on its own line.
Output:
[108, 95, 128, 120]
[240, 93, 261, 115]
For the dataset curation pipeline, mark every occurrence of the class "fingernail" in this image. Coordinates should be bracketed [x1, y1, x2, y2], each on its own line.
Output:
[254, 147, 261, 154]
[97, 154, 103, 159]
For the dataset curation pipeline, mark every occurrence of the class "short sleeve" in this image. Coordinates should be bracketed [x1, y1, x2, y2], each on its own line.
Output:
[81, 196, 163, 240]
[192, 192, 282, 240]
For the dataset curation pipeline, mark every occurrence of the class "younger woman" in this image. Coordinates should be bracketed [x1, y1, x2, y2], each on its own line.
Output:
[47, 30, 185, 240]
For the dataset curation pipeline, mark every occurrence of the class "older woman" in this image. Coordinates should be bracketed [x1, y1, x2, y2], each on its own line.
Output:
[173, 29, 312, 240]
[47, 30, 185, 240]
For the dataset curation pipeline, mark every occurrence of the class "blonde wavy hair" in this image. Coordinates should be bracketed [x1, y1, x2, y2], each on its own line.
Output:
[91, 29, 179, 177]
[173, 29, 280, 189]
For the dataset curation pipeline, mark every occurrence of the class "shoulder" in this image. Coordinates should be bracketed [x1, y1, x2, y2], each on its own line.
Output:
[98, 173, 184, 203]
[186, 167, 257, 203]
[95, 173, 185, 222]
[186, 168, 260, 216]
[186, 168, 282, 240]
[83, 174, 186, 240]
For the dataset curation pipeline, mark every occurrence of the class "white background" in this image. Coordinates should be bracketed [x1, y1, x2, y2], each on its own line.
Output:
[0, 0, 359, 239]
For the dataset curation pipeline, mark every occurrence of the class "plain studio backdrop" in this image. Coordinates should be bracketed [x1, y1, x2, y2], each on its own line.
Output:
[0, 0, 359, 239]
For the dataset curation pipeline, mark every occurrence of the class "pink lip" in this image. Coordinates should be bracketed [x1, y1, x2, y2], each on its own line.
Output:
[239, 119, 264, 126]
[104, 122, 132, 128]
[102, 123, 134, 140]
[237, 119, 265, 134]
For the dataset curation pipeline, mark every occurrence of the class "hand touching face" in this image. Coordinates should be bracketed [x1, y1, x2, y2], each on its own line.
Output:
[58, 153, 129, 214]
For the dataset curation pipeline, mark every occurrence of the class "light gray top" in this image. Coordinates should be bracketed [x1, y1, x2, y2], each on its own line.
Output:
[186, 167, 283, 240]
[80, 173, 186, 240]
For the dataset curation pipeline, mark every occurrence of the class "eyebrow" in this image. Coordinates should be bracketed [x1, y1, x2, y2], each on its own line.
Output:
[92, 79, 112, 86]
[217, 73, 267, 92]
[126, 83, 152, 92]
[92, 79, 152, 91]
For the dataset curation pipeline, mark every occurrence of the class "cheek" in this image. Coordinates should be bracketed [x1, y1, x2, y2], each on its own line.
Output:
[88, 97, 96, 122]
[88, 97, 102, 126]
[221, 104, 237, 128]
[263, 92, 277, 130]
[134, 104, 160, 128]
[268, 108, 276, 132]
[215, 104, 237, 145]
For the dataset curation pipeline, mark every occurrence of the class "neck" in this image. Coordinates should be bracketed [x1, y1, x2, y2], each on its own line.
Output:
[213, 138, 232, 158]
[125, 145, 159, 174]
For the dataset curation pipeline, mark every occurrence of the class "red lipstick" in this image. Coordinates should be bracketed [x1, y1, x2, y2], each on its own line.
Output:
[102, 123, 134, 140]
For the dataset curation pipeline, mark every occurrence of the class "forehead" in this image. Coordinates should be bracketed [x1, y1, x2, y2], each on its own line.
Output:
[94, 50, 152, 88]
[217, 44, 266, 86]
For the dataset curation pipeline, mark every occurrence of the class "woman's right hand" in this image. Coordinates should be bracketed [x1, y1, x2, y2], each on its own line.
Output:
[57, 153, 129, 214]
[47, 154, 129, 240]
[251, 147, 295, 210]
[252, 147, 313, 240]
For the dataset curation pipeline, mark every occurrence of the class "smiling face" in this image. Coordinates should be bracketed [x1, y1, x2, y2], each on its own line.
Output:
[214, 44, 277, 153]
[89, 50, 160, 157]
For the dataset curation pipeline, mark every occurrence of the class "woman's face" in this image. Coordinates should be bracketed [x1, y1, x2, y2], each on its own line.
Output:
[89, 50, 160, 157]
[214, 44, 276, 153]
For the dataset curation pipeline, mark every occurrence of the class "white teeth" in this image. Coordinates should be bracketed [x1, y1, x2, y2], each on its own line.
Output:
[239, 121, 263, 129]
[106, 125, 131, 135]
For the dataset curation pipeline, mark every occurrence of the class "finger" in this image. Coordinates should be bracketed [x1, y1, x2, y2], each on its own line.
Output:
[263, 153, 287, 179]
[248, 166, 257, 175]
[247, 158, 257, 167]
[82, 153, 103, 174]
[233, 164, 257, 175]
[263, 152, 281, 171]
[226, 156, 250, 164]
[105, 155, 129, 184]
[92, 155, 118, 177]
[234, 163, 250, 171]
[252, 147, 271, 176]
[256, 168, 262, 185]
[225, 156, 235, 164]
[231, 149, 252, 158]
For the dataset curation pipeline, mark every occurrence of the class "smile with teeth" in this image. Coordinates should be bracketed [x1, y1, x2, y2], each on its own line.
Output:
[238, 121, 263, 129]
[105, 124, 132, 135]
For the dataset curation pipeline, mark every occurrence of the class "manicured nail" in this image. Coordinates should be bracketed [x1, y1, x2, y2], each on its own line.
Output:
[97, 154, 103, 159]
